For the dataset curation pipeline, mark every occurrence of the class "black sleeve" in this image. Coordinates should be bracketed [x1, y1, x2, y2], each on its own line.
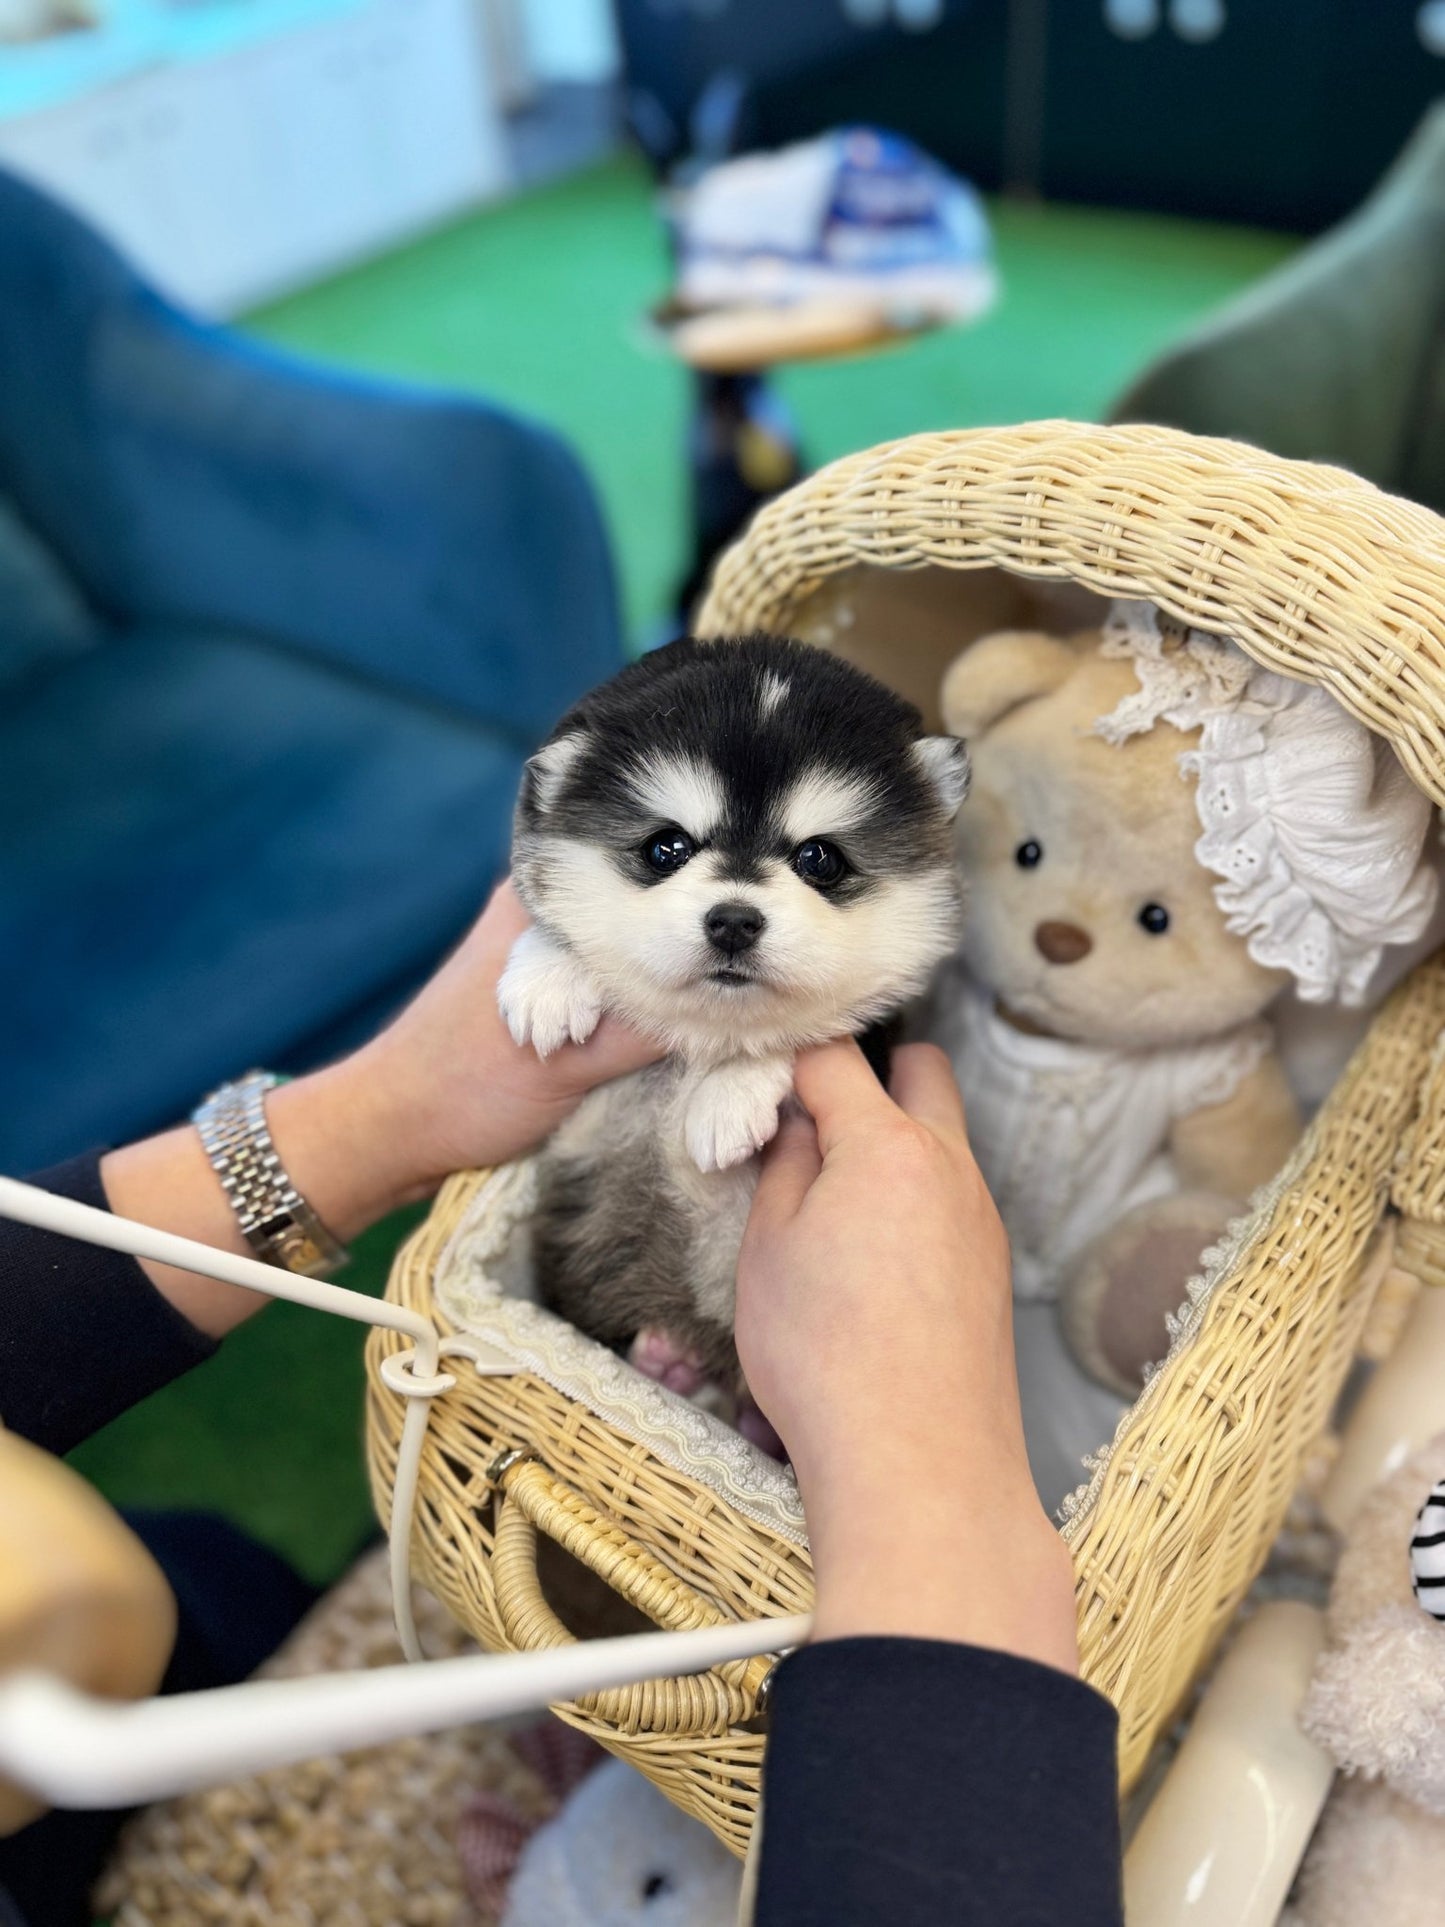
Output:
[0, 1152, 218, 1455]
[756, 1636, 1124, 1927]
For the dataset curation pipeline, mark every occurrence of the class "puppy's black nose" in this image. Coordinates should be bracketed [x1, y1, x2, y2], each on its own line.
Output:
[704, 900, 765, 956]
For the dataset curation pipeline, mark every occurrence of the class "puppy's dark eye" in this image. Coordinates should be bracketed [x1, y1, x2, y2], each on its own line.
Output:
[1015, 839, 1043, 869]
[643, 829, 695, 875]
[642, 1872, 672, 1901]
[793, 839, 847, 886]
[1138, 902, 1170, 935]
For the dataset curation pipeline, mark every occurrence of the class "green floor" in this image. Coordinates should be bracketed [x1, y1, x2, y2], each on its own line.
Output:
[70, 153, 1296, 1588]
[250, 153, 1295, 644]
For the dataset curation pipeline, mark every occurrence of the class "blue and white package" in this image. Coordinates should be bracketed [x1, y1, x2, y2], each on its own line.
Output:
[674, 125, 996, 322]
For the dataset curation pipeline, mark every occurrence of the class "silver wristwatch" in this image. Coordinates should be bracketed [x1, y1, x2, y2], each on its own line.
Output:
[192, 1071, 349, 1277]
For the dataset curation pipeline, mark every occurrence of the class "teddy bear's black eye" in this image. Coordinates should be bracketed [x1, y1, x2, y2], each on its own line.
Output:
[1138, 902, 1170, 935]
[1015, 839, 1043, 869]
[793, 838, 847, 887]
[642, 1872, 673, 1901]
[643, 828, 695, 875]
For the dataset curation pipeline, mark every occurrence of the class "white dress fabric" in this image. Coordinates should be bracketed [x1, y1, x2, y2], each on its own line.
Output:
[1013, 1299, 1129, 1518]
[931, 962, 1273, 1302]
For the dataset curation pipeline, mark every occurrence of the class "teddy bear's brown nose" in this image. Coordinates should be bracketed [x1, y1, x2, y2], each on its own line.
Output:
[1034, 920, 1093, 965]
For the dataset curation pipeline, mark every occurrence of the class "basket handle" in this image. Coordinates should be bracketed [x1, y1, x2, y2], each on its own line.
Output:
[488, 1452, 775, 1736]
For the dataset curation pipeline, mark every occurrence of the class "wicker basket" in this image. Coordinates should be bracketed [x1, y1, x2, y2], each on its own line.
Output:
[367, 419, 1445, 1856]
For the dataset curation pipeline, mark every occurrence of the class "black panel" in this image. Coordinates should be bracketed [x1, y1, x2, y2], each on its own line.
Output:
[615, 0, 1009, 183]
[1310, 3, 1445, 223]
[1042, 0, 1445, 230]
[615, 0, 1445, 230]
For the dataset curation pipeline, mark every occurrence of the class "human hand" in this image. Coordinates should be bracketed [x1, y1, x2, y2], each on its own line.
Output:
[104, 884, 661, 1339]
[305, 881, 663, 1220]
[736, 1040, 1077, 1669]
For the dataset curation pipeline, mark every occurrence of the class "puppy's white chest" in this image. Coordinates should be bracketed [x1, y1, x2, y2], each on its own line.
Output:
[559, 1066, 760, 1331]
[662, 1073, 759, 1326]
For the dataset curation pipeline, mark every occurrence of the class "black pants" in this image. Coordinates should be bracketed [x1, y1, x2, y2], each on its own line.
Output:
[0, 1513, 317, 1927]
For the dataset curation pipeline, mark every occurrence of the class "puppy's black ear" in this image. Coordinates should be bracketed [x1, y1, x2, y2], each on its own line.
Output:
[912, 735, 971, 818]
[519, 727, 589, 822]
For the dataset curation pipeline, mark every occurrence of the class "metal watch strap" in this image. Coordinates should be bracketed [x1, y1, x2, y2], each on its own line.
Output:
[192, 1072, 349, 1277]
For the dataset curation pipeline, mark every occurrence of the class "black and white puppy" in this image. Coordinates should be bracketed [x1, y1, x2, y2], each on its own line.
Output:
[499, 635, 968, 1387]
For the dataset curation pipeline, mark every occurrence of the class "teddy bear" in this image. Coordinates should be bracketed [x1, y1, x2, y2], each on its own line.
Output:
[927, 601, 1437, 1493]
[1285, 1431, 1445, 1926]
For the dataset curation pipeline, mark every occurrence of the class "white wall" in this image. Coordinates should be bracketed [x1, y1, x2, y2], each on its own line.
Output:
[0, 0, 511, 315]
[518, 0, 618, 83]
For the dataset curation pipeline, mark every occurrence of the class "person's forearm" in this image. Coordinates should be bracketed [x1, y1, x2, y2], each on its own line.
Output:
[757, 1636, 1123, 1927]
[98, 1045, 429, 1340]
[800, 1428, 1079, 1673]
[94, 885, 663, 1344]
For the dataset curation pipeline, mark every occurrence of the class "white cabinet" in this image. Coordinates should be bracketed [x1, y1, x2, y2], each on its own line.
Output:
[0, 0, 511, 314]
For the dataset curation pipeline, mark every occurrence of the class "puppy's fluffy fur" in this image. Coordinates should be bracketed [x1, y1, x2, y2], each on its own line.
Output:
[499, 635, 968, 1378]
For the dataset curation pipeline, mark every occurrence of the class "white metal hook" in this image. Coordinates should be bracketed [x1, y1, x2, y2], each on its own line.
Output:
[0, 1175, 443, 1661]
[0, 1611, 813, 1808]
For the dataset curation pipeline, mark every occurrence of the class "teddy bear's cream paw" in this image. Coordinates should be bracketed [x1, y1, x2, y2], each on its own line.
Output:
[1059, 1191, 1239, 1397]
[684, 1057, 793, 1172]
[497, 927, 602, 1058]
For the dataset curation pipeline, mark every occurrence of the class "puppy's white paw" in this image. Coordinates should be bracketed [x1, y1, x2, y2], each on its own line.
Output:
[684, 1057, 793, 1172]
[497, 927, 602, 1058]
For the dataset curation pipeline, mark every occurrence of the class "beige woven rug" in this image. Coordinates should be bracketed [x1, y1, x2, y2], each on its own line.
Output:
[95, 1547, 552, 1927]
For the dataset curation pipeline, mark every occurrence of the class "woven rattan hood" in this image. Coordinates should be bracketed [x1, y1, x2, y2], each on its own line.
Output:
[696, 420, 1445, 807]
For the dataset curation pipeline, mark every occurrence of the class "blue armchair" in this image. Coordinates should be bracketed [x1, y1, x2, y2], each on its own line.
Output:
[0, 169, 625, 1173]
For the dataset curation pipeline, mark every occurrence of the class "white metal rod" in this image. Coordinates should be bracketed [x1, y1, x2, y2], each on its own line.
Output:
[0, 1172, 449, 1661]
[0, 1615, 813, 1808]
[0, 1176, 438, 1371]
[390, 1397, 436, 1663]
[0, 1173, 809, 1788]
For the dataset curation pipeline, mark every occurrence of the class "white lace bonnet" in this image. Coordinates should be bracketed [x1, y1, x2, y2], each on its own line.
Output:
[1096, 599, 1439, 1007]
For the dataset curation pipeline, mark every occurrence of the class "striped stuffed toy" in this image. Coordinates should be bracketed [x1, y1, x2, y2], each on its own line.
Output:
[1411, 1477, 1445, 1622]
[1288, 1438, 1445, 1925]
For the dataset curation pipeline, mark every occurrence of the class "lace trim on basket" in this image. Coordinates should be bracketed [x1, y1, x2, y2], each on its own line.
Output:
[1057, 1134, 1312, 1532]
[432, 1163, 809, 1548]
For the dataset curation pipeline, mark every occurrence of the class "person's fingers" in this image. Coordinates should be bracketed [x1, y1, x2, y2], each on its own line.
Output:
[791, 1039, 896, 1154]
[746, 1107, 823, 1239]
[888, 1043, 968, 1138]
[444, 880, 529, 992]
